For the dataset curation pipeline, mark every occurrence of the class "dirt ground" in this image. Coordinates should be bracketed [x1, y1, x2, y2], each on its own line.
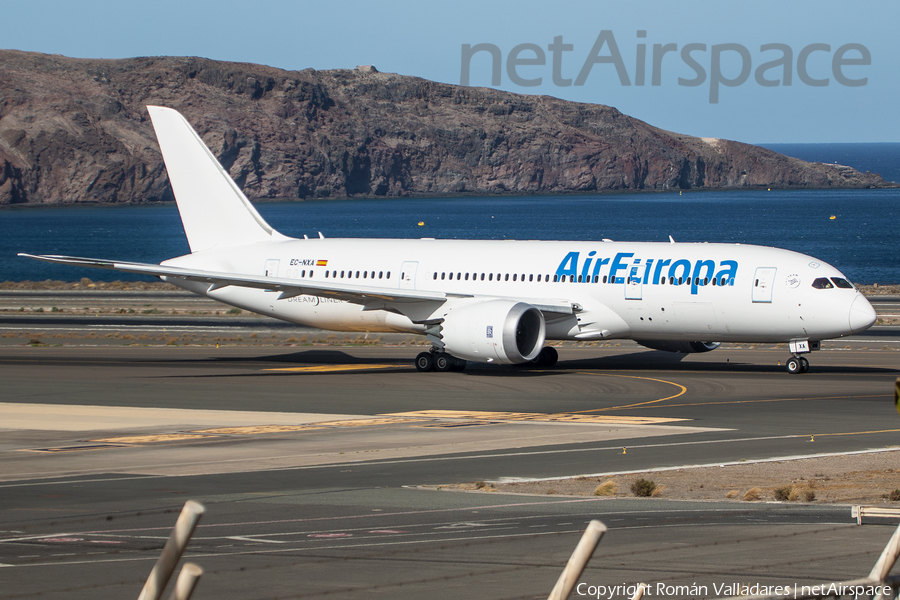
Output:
[453, 450, 900, 505]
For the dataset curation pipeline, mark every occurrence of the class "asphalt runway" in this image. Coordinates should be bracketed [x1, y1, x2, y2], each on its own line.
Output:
[1, 326, 899, 599]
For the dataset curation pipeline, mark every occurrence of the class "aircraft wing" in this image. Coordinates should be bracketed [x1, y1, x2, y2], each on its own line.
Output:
[17, 253, 575, 317]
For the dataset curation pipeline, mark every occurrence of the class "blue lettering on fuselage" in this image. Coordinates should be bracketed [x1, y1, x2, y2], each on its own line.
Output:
[554, 252, 738, 295]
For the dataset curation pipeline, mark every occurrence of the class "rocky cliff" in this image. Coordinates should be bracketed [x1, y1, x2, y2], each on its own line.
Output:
[0, 50, 889, 205]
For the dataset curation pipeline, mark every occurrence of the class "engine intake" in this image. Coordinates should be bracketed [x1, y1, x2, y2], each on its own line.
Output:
[439, 300, 545, 364]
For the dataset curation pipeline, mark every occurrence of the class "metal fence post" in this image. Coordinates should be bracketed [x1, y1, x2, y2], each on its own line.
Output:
[871, 524, 900, 600]
[137, 500, 205, 600]
[165, 563, 204, 600]
[548, 520, 607, 600]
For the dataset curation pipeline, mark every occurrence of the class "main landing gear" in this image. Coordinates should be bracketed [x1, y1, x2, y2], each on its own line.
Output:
[784, 340, 819, 374]
[414, 346, 560, 372]
[531, 346, 559, 368]
[415, 350, 466, 372]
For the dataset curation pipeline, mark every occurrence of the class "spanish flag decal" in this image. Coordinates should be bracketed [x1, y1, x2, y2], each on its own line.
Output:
[316, 259, 328, 267]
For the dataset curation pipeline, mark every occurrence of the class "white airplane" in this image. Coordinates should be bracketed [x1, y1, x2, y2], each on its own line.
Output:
[20, 106, 877, 374]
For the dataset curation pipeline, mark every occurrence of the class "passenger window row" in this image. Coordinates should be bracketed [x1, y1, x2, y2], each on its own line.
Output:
[283, 269, 392, 280]
[324, 270, 390, 280]
[433, 272, 551, 282]
[432, 272, 734, 287]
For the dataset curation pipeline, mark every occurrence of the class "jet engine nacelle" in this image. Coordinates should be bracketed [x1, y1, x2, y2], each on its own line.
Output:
[439, 300, 545, 364]
[636, 340, 721, 353]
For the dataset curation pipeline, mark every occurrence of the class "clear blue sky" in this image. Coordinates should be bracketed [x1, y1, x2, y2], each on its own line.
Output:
[4, 0, 897, 143]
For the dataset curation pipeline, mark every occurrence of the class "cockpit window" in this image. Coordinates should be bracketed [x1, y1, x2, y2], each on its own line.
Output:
[811, 277, 834, 289]
[831, 277, 854, 289]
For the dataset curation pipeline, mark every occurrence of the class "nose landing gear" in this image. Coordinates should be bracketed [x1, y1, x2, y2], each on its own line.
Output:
[786, 355, 809, 374]
[785, 340, 819, 374]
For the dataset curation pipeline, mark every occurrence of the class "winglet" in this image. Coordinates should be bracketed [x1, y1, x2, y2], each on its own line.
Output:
[147, 106, 278, 253]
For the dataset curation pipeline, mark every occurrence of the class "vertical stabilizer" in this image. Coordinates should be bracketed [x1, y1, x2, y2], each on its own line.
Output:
[147, 106, 277, 253]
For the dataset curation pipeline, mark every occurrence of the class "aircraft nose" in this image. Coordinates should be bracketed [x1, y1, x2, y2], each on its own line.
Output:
[849, 295, 877, 334]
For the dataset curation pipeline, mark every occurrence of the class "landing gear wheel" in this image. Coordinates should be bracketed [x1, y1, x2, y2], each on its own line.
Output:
[786, 357, 802, 374]
[434, 353, 454, 372]
[532, 346, 559, 368]
[799, 357, 809, 373]
[415, 352, 434, 372]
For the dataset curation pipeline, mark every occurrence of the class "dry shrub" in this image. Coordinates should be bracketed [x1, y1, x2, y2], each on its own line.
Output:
[545, 488, 558, 495]
[650, 485, 666, 498]
[743, 487, 763, 501]
[725, 490, 739, 499]
[631, 478, 657, 497]
[774, 486, 792, 501]
[788, 487, 801, 502]
[593, 480, 618, 496]
[890, 489, 900, 502]
[803, 489, 816, 502]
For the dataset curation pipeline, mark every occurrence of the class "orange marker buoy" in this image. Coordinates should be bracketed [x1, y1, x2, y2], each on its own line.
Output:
[418, 221, 425, 226]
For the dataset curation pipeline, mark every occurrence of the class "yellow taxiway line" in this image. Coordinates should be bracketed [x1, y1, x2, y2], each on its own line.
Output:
[264, 364, 400, 373]
[386, 410, 687, 425]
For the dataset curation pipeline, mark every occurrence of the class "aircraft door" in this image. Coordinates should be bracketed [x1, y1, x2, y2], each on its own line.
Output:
[400, 261, 418, 290]
[265, 259, 280, 277]
[625, 264, 644, 300]
[752, 267, 776, 303]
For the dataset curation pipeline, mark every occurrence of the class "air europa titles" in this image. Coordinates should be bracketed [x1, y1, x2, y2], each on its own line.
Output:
[556, 251, 738, 295]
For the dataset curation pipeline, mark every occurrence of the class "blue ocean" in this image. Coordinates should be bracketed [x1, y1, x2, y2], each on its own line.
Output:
[2, 143, 898, 284]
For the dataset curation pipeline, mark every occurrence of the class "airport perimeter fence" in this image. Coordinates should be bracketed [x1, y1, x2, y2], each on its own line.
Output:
[4, 500, 900, 600]
[550, 518, 900, 600]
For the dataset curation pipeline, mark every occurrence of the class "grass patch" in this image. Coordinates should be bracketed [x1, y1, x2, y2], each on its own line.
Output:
[774, 486, 792, 501]
[227, 308, 242, 315]
[743, 487, 763, 501]
[593, 480, 618, 496]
